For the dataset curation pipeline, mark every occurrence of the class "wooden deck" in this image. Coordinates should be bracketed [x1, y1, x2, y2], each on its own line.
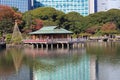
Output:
[22, 38, 86, 49]
[22, 38, 86, 44]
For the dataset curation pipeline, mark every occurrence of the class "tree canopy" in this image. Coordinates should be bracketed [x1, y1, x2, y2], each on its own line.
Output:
[0, 6, 120, 35]
[0, 5, 22, 34]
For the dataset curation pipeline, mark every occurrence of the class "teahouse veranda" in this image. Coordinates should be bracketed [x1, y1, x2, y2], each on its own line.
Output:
[23, 26, 85, 49]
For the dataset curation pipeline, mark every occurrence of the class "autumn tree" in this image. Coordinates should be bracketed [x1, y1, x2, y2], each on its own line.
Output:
[85, 26, 100, 34]
[0, 5, 22, 34]
[100, 22, 118, 34]
[31, 19, 43, 31]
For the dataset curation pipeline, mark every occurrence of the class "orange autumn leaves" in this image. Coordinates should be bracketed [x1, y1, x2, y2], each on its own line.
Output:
[0, 5, 22, 23]
[101, 22, 117, 31]
[85, 22, 117, 34]
[32, 19, 43, 30]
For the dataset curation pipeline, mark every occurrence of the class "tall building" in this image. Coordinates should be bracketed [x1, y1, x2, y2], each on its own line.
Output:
[33, 0, 95, 16]
[0, 0, 95, 15]
[95, 0, 120, 12]
[0, 0, 32, 12]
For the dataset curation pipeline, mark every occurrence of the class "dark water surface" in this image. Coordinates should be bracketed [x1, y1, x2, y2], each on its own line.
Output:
[0, 42, 120, 80]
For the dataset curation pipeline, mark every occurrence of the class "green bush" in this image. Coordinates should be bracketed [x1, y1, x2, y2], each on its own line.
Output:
[6, 34, 12, 44]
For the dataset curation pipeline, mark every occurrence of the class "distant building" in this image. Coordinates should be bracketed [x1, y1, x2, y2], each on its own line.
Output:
[33, 0, 95, 16]
[1, 0, 120, 15]
[95, 0, 120, 12]
[0, 0, 32, 12]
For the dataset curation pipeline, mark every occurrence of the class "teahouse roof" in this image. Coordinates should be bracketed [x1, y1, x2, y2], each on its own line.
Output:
[29, 26, 73, 34]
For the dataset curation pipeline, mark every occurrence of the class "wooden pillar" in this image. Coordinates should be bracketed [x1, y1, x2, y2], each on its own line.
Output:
[77, 43, 79, 48]
[41, 44, 43, 49]
[32, 44, 34, 49]
[73, 43, 75, 48]
[51, 44, 53, 49]
[62, 43, 64, 49]
[57, 44, 59, 49]
[67, 43, 69, 49]
[46, 44, 48, 49]
[36, 44, 38, 49]
[81, 43, 84, 48]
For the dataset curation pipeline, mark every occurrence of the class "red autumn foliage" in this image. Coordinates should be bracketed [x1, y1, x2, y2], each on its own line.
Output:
[101, 22, 117, 31]
[0, 5, 14, 20]
[32, 19, 43, 30]
[85, 26, 99, 34]
[0, 5, 22, 22]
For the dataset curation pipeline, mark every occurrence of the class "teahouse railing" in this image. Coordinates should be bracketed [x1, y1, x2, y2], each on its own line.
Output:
[22, 38, 86, 44]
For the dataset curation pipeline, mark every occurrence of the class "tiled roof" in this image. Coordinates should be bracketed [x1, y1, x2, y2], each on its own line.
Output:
[29, 26, 73, 34]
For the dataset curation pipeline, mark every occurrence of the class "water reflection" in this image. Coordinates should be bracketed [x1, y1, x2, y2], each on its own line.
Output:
[86, 42, 120, 80]
[25, 48, 91, 80]
[0, 42, 120, 80]
[0, 48, 30, 80]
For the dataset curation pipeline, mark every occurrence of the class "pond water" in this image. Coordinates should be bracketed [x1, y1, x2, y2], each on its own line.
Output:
[0, 42, 120, 80]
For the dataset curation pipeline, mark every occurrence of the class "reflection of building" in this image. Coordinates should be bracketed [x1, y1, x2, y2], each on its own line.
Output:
[0, 0, 32, 12]
[95, 0, 120, 12]
[90, 55, 97, 80]
[32, 53, 97, 80]
[24, 48, 86, 57]
[33, 0, 95, 16]
[23, 48, 97, 80]
[33, 54, 90, 80]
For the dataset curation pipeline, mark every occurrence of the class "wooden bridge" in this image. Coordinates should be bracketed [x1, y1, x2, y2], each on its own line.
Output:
[22, 38, 86, 49]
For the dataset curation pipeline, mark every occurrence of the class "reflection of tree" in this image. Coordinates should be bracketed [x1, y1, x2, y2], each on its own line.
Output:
[9, 48, 23, 72]
[0, 48, 85, 76]
[23, 56, 56, 72]
[24, 49, 84, 72]
[0, 50, 15, 75]
[0, 48, 24, 76]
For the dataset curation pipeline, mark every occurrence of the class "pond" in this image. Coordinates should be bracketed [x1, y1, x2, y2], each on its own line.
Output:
[0, 42, 120, 80]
